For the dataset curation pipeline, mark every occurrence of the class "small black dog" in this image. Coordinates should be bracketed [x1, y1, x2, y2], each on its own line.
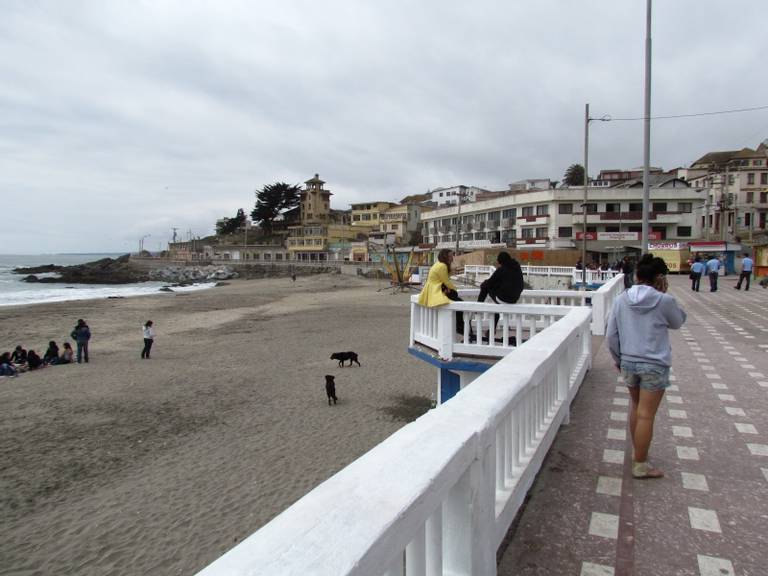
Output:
[325, 375, 338, 405]
[330, 351, 361, 367]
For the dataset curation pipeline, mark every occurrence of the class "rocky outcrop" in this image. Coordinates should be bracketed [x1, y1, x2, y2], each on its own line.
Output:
[16, 255, 150, 284]
[16, 255, 240, 285]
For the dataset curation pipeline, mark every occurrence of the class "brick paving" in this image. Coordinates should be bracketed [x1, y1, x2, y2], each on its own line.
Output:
[497, 274, 768, 576]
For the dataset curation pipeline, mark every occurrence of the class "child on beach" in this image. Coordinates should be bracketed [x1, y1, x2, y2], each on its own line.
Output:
[141, 320, 155, 359]
[57, 343, 74, 365]
[10, 346, 27, 365]
[27, 350, 44, 370]
[1, 352, 18, 376]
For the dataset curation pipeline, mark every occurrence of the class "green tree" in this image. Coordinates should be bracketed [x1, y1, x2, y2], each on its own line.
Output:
[216, 208, 247, 236]
[563, 164, 586, 187]
[251, 182, 301, 233]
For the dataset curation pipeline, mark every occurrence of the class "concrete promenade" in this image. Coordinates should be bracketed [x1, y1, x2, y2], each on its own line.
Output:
[497, 274, 768, 576]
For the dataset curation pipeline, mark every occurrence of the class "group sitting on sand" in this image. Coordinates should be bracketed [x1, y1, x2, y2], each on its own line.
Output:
[1, 319, 91, 377]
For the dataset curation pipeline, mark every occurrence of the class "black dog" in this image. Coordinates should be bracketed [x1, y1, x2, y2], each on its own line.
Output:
[330, 351, 361, 367]
[325, 375, 338, 405]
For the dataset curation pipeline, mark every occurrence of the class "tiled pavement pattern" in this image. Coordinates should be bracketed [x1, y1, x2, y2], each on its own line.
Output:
[497, 274, 768, 576]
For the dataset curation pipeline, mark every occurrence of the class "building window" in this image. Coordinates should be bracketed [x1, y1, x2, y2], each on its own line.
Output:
[586, 226, 597, 233]
[605, 226, 619, 232]
[762, 173, 768, 185]
[502, 208, 516, 219]
[521, 206, 534, 217]
[651, 226, 666, 239]
[761, 192, 768, 203]
[535, 227, 547, 238]
[559, 203, 573, 214]
[605, 203, 620, 213]
[536, 205, 549, 216]
[677, 226, 692, 237]
[748, 173, 755, 185]
[678, 202, 692, 213]
[755, 159, 764, 166]
[521, 228, 534, 239]
[728, 175, 735, 185]
[558, 226, 573, 237]
[276, 253, 283, 260]
[747, 192, 754, 203]
[585, 203, 598, 213]
[652, 202, 667, 212]
[629, 202, 643, 212]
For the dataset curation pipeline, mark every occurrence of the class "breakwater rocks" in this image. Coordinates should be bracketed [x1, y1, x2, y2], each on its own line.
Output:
[147, 266, 239, 283]
[16, 255, 239, 285]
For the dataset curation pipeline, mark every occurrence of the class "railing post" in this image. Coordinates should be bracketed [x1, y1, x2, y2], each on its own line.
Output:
[437, 307, 455, 361]
[410, 301, 416, 346]
[443, 454, 497, 576]
[426, 508, 443, 576]
[591, 290, 605, 336]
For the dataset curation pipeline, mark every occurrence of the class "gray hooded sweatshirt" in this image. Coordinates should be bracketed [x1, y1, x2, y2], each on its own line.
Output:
[606, 284, 686, 368]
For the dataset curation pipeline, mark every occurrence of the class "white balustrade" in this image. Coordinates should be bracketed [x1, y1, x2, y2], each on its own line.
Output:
[195, 307, 592, 576]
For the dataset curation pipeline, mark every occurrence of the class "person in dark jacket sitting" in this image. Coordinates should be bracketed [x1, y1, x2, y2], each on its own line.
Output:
[27, 350, 44, 370]
[43, 341, 60, 364]
[475, 252, 525, 342]
[10, 345, 27, 365]
[478, 252, 524, 305]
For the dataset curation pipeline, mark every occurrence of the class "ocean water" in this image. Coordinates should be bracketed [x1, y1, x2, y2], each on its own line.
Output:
[0, 254, 215, 307]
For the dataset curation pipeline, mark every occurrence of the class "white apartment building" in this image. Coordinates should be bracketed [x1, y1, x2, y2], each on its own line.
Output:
[427, 185, 491, 207]
[420, 184, 706, 254]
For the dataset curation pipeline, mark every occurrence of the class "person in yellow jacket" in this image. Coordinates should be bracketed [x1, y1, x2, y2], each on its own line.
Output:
[418, 249, 464, 332]
[418, 249, 456, 306]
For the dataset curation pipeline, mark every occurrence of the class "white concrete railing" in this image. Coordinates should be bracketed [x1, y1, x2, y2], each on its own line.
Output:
[462, 265, 619, 287]
[195, 307, 593, 576]
[588, 273, 625, 336]
[409, 300, 576, 361]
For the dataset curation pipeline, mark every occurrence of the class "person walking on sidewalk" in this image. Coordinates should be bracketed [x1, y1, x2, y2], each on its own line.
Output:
[141, 320, 155, 359]
[607, 254, 686, 479]
[71, 319, 91, 363]
[735, 253, 753, 291]
[689, 256, 705, 292]
[706, 254, 720, 292]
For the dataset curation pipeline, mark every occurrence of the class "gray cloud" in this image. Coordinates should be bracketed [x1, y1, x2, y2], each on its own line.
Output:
[1, 0, 767, 253]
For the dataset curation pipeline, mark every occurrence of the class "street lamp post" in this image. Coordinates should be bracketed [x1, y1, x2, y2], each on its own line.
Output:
[139, 234, 151, 254]
[454, 186, 467, 256]
[641, 0, 653, 255]
[582, 104, 611, 286]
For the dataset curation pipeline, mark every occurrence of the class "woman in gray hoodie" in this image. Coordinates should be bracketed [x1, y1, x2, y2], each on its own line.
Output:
[607, 254, 686, 479]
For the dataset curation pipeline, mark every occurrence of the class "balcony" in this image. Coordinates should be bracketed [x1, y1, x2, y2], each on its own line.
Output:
[518, 214, 549, 224]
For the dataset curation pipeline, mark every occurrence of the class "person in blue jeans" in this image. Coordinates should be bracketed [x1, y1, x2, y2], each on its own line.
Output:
[71, 319, 91, 363]
[607, 254, 686, 479]
[735, 253, 753, 291]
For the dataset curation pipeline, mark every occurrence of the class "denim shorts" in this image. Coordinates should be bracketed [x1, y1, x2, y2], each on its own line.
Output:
[620, 361, 670, 392]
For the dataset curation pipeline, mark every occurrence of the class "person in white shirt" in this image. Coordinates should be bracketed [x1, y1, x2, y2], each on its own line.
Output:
[735, 253, 754, 291]
[141, 320, 155, 359]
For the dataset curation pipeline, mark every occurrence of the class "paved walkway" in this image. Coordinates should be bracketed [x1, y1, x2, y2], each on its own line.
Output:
[498, 274, 768, 576]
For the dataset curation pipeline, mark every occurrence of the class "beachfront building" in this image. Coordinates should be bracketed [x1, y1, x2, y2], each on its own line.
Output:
[686, 141, 768, 239]
[420, 183, 706, 258]
[287, 174, 371, 261]
[206, 243, 291, 262]
[350, 201, 397, 229]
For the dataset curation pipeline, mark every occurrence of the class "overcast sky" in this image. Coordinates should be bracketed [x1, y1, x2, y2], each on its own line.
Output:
[2, 1, 767, 254]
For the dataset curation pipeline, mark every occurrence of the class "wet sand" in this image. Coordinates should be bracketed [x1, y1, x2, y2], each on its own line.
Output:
[0, 275, 434, 575]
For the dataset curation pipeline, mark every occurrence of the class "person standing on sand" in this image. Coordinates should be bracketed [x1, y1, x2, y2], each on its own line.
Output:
[607, 254, 686, 479]
[141, 320, 155, 359]
[71, 319, 91, 363]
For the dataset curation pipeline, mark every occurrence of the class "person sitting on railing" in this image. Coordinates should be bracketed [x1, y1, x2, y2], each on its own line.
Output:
[417, 248, 464, 334]
[607, 254, 686, 479]
[476, 252, 524, 342]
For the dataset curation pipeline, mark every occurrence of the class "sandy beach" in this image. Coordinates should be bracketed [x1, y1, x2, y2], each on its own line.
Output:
[0, 274, 434, 576]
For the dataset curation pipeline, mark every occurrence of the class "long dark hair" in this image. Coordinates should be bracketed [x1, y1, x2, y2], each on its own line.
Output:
[437, 249, 453, 272]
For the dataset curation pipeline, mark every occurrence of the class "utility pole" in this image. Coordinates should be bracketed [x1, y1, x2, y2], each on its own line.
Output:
[641, 0, 653, 255]
[582, 103, 589, 287]
[454, 186, 466, 255]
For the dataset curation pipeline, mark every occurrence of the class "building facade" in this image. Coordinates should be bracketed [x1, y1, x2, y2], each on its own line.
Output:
[420, 185, 706, 256]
